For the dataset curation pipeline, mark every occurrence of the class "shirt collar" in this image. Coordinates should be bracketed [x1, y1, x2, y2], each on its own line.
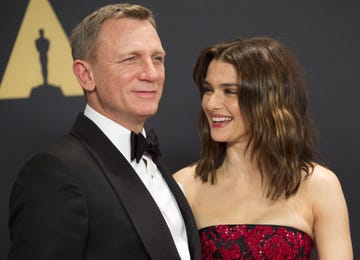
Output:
[83, 105, 145, 163]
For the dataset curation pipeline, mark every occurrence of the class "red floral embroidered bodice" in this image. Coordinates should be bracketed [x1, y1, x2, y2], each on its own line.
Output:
[199, 224, 313, 260]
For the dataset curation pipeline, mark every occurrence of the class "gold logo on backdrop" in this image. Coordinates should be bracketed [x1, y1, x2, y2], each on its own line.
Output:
[0, 0, 81, 99]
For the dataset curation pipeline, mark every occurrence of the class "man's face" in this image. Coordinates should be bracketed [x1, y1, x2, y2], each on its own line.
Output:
[87, 18, 165, 132]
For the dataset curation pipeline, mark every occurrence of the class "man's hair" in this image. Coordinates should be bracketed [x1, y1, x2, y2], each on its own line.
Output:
[193, 37, 318, 199]
[70, 3, 156, 62]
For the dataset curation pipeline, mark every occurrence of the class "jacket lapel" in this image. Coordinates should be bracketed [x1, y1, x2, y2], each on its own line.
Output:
[70, 114, 180, 260]
[154, 159, 201, 260]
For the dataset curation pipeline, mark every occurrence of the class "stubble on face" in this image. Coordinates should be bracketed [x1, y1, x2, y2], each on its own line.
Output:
[87, 18, 165, 132]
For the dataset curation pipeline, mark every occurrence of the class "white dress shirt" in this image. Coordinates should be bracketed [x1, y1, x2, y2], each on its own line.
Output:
[84, 105, 190, 260]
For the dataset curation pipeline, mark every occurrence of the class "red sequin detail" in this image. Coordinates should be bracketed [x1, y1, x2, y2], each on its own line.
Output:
[199, 224, 313, 260]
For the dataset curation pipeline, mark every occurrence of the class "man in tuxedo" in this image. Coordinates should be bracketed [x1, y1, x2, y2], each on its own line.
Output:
[8, 3, 200, 259]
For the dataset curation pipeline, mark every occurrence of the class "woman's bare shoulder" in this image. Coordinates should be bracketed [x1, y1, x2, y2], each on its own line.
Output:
[173, 164, 197, 184]
[305, 166, 352, 259]
[307, 164, 341, 189]
[305, 164, 345, 208]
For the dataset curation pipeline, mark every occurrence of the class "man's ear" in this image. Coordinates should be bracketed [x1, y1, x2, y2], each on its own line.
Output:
[73, 60, 95, 91]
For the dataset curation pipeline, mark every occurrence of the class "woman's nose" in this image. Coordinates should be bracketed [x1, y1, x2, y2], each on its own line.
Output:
[204, 91, 223, 110]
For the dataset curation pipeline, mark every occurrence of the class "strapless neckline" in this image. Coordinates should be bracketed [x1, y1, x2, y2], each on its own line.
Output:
[199, 224, 312, 240]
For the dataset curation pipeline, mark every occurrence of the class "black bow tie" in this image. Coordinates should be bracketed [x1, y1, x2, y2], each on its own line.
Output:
[130, 129, 161, 163]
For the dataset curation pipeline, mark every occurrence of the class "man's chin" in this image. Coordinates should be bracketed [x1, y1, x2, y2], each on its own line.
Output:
[137, 108, 158, 120]
[139, 105, 159, 116]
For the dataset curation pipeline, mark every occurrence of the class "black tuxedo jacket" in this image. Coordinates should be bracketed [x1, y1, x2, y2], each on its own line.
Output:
[8, 114, 200, 260]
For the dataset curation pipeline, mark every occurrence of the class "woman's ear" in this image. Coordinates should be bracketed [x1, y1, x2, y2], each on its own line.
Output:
[73, 60, 95, 91]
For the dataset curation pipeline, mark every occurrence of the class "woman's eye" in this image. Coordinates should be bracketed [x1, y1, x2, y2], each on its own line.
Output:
[202, 86, 212, 93]
[225, 88, 237, 95]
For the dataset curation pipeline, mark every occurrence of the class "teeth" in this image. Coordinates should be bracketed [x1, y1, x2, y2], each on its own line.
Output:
[212, 117, 232, 122]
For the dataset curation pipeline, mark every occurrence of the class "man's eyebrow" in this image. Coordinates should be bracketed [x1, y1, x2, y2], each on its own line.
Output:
[152, 48, 166, 56]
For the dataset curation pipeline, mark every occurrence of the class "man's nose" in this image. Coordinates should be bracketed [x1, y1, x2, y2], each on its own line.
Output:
[139, 58, 160, 81]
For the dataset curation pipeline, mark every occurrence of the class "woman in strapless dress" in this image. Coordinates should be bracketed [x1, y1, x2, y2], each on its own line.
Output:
[174, 37, 352, 259]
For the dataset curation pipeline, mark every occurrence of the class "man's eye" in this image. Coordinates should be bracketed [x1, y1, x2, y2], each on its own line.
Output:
[153, 55, 164, 63]
[123, 56, 136, 63]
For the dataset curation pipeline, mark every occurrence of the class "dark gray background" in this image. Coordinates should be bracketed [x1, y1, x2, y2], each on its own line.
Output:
[1, 0, 359, 258]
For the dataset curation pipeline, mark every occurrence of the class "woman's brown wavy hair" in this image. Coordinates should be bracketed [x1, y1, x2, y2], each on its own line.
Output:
[194, 37, 318, 199]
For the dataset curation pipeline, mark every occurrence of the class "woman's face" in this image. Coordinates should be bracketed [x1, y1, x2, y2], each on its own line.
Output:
[201, 60, 250, 145]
